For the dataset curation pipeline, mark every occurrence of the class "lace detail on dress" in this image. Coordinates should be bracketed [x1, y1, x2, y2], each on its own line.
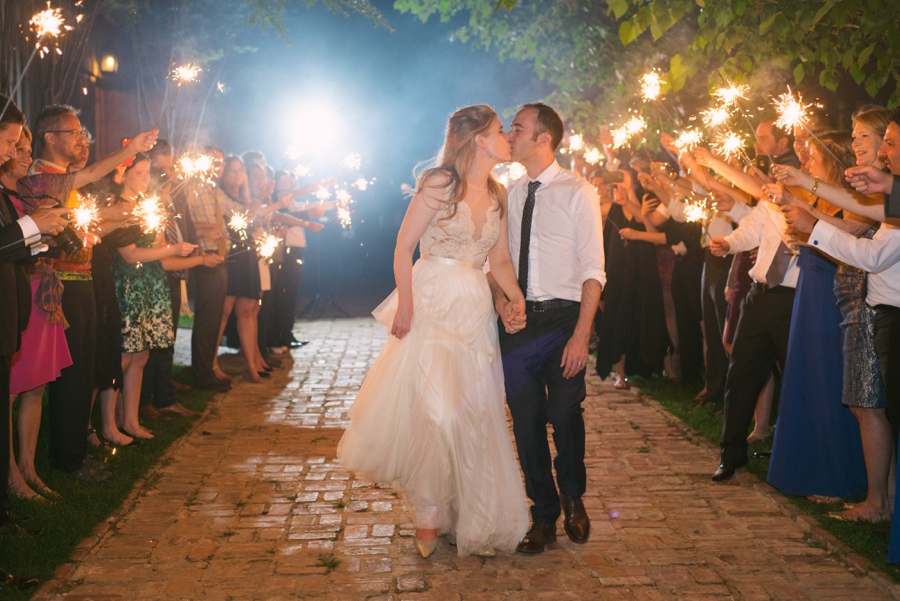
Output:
[420, 199, 500, 264]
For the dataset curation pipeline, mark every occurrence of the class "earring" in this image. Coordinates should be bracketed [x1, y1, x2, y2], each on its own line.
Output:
[485, 148, 496, 160]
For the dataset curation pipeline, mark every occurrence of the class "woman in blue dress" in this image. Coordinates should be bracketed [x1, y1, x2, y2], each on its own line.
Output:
[766, 131, 868, 500]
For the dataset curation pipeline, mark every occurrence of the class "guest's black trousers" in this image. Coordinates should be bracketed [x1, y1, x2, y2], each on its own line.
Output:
[48, 280, 95, 472]
[702, 251, 732, 402]
[719, 283, 794, 468]
[272, 247, 304, 346]
[672, 254, 704, 385]
[499, 304, 586, 525]
[191, 263, 227, 387]
[874, 305, 900, 445]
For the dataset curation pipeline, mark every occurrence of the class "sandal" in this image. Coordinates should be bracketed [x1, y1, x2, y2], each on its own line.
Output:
[87, 428, 111, 450]
[828, 505, 891, 523]
[806, 495, 841, 505]
[614, 380, 630, 390]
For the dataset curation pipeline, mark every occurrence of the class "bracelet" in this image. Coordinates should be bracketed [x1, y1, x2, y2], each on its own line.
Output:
[810, 176, 820, 197]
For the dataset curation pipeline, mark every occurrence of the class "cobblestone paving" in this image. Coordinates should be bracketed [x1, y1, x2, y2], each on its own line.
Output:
[37, 318, 898, 600]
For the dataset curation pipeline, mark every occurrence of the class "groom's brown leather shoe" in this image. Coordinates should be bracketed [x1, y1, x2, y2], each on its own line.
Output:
[515, 522, 557, 554]
[560, 493, 590, 543]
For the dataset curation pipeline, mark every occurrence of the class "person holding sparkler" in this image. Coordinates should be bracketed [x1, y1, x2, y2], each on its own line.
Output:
[28, 103, 157, 480]
[339, 105, 532, 559]
[772, 107, 894, 522]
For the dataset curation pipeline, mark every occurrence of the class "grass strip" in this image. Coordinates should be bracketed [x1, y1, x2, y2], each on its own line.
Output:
[632, 374, 900, 583]
[0, 366, 216, 600]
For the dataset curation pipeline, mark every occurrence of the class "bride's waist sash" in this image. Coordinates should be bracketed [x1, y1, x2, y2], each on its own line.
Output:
[419, 253, 483, 270]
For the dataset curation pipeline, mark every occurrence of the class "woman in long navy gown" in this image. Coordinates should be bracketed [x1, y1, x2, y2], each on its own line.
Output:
[767, 132, 867, 499]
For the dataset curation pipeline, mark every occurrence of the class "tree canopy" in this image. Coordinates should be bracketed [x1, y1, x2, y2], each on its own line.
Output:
[394, 0, 900, 131]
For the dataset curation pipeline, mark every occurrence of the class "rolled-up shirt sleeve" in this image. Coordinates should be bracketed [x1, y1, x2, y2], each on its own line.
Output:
[724, 203, 764, 254]
[17, 215, 40, 246]
[573, 186, 606, 290]
[726, 200, 753, 223]
[811, 220, 900, 272]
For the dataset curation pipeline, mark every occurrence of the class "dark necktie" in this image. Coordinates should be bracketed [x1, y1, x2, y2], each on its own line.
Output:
[166, 218, 186, 279]
[517, 180, 541, 294]
[765, 241, 792, 287]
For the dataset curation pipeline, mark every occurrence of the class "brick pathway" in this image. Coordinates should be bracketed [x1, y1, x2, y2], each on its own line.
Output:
[36, 318, 899, 600]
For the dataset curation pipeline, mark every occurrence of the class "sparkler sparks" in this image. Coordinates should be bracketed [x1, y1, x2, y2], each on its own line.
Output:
[171, 63, 202, 85]
[256, 234, 282, 260]
[610, 116, 648, 149]
[336, 206, 352, 229]
[673, 129, 703, 152]
[683, 199, 709, 223]
[712, 131, 749, 162]
[701, 106, 732, 128]
[584, 147, 603, 165]
[132, 195, 167, 234]
[625, 116, 647, 136]
[315, 187, 333, 201]
[177, 153, 217, 185]
[773, 89, 811, 132]
[713, 83, 749, 107]
[568, 133, 584, 152]
[352, 178, 372, 191]
[228, 211, 250, 240]
[492, 162, 527, 187]
[341, 153, 362, 171]
[291, 164, 313, 178]
[640, 71, 663, 102]
[71, 196, 98, 232]
[29, 4, 74, 57]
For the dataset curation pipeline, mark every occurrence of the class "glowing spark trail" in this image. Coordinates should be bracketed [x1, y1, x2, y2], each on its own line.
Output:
[132, 195, 166, 234]
[683, 200, 709, 223]
[315, 187, 332, 201]
[584, 147, 603, 165]
[568, 133, 584, 152]
[177, 153, 216, 185]
[292, 164, 313, 178]
[713, 131, 749, 163]
[30, 5, 73, 57]
[171, 63, 202, 84]
[257, 234, 281, 260]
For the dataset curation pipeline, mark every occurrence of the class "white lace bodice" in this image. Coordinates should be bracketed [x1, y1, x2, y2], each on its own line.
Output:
[420, 199, 501, 265]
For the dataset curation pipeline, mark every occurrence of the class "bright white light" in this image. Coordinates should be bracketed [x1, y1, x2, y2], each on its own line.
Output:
[286, 101, 345, 157]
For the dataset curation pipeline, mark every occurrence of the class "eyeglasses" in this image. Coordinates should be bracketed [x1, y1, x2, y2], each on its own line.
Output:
[47, 129, 89, 139]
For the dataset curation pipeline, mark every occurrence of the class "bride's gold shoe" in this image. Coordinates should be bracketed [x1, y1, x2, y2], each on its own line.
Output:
[415, 537, 437, 558]
[472, 544, 495, 558]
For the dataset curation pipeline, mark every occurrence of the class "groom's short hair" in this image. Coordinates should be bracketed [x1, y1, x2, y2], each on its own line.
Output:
[522, 102, 564, 151]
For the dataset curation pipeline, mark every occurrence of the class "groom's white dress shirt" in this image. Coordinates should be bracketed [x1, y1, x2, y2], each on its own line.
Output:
[724, 200, 800, 288]
[506, 160, 606, 302]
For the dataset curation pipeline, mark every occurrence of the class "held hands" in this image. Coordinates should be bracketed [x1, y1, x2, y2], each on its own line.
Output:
[501, 298, 527, 334]
[391, 301, 413, 339]
[709, 237, 731, 257]
[845, 166, 894, 195]
[127, 129, 159, 154]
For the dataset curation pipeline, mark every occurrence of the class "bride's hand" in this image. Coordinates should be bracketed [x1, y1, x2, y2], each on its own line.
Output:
[391, 302, 413, 339]
[503, 299, 527, 334]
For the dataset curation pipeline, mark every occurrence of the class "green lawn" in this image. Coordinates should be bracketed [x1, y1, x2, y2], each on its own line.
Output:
[0, 366, 216, 600]
[632, 374, 900, 583]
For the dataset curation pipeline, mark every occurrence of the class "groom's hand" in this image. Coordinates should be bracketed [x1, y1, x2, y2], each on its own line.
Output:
[503, 299, 527, 334]
[561, 329, 590, 378]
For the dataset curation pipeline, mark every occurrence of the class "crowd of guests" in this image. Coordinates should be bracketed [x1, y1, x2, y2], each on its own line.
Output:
[585, 98, 900, 561]
[0, 94, 327, 588]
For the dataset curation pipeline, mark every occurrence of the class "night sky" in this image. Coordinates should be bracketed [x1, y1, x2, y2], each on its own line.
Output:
[206, 3, 551, 309]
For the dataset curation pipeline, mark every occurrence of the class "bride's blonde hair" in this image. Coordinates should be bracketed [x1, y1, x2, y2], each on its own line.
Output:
[414, 104, 504, 217]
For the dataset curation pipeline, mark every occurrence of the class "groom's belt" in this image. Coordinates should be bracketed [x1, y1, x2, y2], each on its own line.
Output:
[526, 299, 578, 313]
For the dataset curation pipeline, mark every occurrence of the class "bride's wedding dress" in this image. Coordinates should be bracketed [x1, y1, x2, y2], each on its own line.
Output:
[338, 197, 528, 557]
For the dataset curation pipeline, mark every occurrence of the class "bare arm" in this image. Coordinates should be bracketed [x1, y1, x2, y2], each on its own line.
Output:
[161, 251, 224, 272]
[694, 147, 764, 199]
[619, 228, 667, 245]
[390, 174, 446, 339]
[118, 240, 196, 264]
[773, 164, 887, 222]
[561, 278, 601, 378]
[486, 189, 526, 332]
[72, 130, 158, 190]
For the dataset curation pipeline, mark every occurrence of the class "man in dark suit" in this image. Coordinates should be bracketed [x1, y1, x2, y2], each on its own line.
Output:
[0, 94, 68, 590]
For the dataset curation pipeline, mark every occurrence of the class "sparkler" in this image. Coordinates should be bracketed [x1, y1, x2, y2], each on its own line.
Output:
[772, 87, 847, 169]
[584, 147, 603, 165]
[673, 129, 703, 152]
[315, 186, 333, 201]
[228, 211, 250, 240]
[336, 207, 352, 229]
[292, 164, 313, 178]
[701, 106, 732, 128]
[177, 153, 216, 185]
[132, 195, 167, 234]
[341, 153, 362, 171]
[568, 133, 584, 152]
[611, 116, 647, 149]
[713, 130, 752, 164]
[71, 196, 99, 232]
[352, 177, 373, 191]
[682, 199, 710, 224]
[1, 3, 78, 122]
[257, 234, 282, 260]
[713, 83, 749, 108]
[156, 62, 203, 129]
[640, 71, 663, 102]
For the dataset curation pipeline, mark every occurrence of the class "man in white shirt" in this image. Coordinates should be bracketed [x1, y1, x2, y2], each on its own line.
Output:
[489, 103, 605, 554]
[708, 195, 800, 481]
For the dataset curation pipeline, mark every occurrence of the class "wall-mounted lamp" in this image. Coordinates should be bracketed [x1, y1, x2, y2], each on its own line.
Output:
[101, 54, 118, 73]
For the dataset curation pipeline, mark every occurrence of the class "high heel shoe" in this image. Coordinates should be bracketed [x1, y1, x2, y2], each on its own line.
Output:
[472, 544, 496, 558]
[263, 365, 274, 373]
[414, 537, 437, 558]
[257, 371, 271, 379]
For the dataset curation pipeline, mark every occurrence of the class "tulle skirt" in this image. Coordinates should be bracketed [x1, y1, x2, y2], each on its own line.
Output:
[337, 256, 529, 557]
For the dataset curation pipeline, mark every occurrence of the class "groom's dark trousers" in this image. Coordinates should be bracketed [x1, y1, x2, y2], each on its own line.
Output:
[499, 302, 586, 525]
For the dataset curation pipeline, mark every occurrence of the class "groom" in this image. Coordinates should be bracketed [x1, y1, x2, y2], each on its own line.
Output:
[489, 103, 605, 554]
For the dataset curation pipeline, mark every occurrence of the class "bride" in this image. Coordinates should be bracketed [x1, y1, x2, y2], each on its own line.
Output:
[337, 105, 529, 558]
